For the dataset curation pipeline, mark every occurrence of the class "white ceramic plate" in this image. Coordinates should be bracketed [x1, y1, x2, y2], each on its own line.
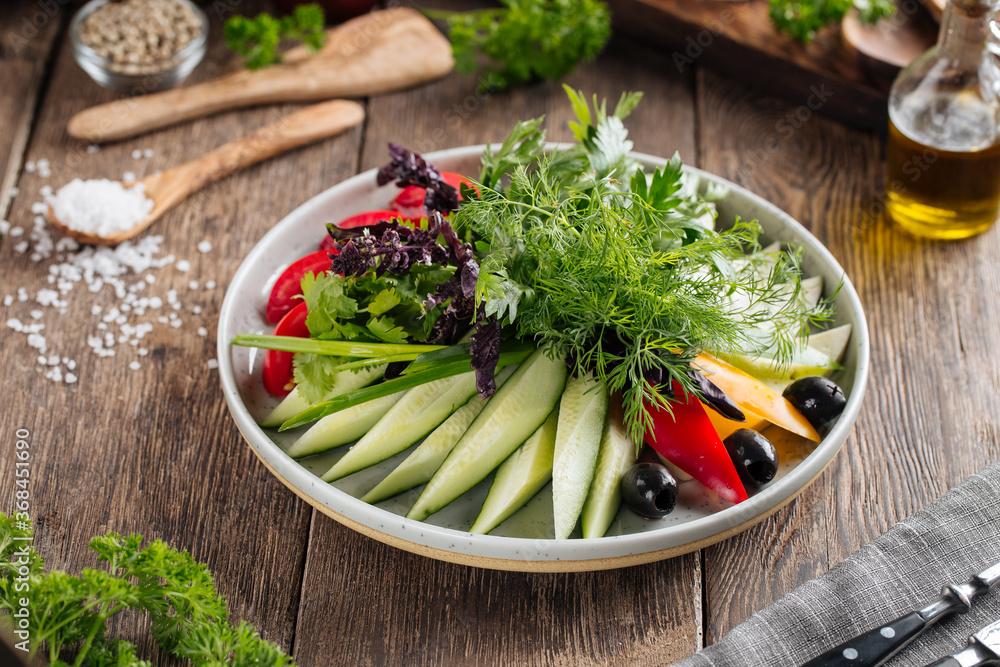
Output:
[218, 145, 870, 572]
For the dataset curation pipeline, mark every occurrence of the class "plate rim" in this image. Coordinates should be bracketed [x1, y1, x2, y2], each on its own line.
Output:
[217, 144, 870, 571]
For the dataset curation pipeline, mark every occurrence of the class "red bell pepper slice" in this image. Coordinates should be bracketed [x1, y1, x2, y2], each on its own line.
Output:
[266, 250, 335, 324]
[389, 172, 476, 218]
[319, 210, 426, 250]
[262, 301, 309, 397]
[644, 381, 749, 505]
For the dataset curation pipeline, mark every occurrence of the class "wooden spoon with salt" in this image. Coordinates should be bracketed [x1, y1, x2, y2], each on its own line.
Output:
[67, 8, 453, 143]
[49, 99, 365, 246]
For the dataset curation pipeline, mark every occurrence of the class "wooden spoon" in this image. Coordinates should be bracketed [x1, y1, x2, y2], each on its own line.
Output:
[50, 99, 364, 245]
[67, 8, 453, 143]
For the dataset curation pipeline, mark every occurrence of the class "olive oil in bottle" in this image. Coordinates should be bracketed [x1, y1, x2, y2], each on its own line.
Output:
[884, 0, 1000, 240]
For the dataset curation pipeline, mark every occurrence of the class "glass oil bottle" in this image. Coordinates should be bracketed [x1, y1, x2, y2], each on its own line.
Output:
[885, 0, 1000, 239]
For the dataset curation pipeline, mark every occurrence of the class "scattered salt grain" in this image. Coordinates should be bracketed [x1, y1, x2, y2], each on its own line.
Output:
[207, 358, 218, 369]
[47, 179, 153, 238]
[87, 145, 99, 154]
[176, 260, 190, 272]
[129, 361, 140, 370]
[138, 348, 148, 356]
[30, 310, 42, 320]
[9, 227, 23, 237]
[197, 240, 212, 253]
[0, 221, 9, 235]
[192, 305, 202, 315]
[197, 327, 207, 337]
[24, 161, 35, 173]
[39, 185, 52, 197]
[13, 242, 28, 253]
[204, 281, 215, 289]
[2, 296, 12, 306]
[143, 149, 154, 159]
[65, 373, 77, 384]
[122, 171, 136, 183]
[131, 149, 143, 159]
[188, 280, 198, 290]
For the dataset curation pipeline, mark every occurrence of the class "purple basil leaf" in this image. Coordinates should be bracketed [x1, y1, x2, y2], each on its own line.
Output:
[470, 313, 502, 398]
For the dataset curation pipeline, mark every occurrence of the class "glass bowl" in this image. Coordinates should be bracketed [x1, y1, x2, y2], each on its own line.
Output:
[70, 0, 208, 94]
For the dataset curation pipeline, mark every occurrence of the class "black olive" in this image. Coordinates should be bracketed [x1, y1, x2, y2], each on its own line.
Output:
[620, 463, 678, 519]
[782, 376, 847, 435]
[723, 429, 779, 494]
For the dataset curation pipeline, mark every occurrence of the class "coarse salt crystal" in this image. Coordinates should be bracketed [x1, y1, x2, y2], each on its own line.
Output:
[13, 241, 28, 253]
[129, 361, 140, 370]
[65, 373, 77, 384]
[138, 348, 148, 356]
[204, 281, 216, 289]
[189, 281, 198, 289]
[25, 161, 35, 173]
[143, 149, 153, 159]
[122, 171, 136, 183]
[87, 145, 99, 154]
[207, 358, 218, 369]
[47, 179, 153, 238]
[0, 220, 9, 235]
[132, 149, 143, 159]
[192, 305, 202, 315]
[197, 327, 207, 337]
[30, 310, 42, 320]
[176, 260, 190, 272]
[3, 296, 13, 306]
[197, 241, 212, 253]
[9, 227, 23, 237]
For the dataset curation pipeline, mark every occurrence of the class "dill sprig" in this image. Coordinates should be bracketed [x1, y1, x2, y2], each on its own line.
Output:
[455, 86, 832, 444]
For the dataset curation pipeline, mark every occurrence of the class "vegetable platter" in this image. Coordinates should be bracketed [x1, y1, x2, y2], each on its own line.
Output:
[218, 94, 869, 571]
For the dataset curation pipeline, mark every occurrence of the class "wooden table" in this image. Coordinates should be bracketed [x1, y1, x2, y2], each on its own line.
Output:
[1, 1, 997, 664]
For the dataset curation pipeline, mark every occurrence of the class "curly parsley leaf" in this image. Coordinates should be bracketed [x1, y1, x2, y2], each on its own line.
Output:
[769, 0, 893, 41]
[224, 4, 327, 70]
[428, 0, 612, 91]
[0, 516, 295, 667]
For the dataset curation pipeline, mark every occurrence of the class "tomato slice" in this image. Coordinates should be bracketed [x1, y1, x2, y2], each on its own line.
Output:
[389, 172, 475, 217]
[262, 302, 309, 397]
[319, 210, 426, 250]
[266, 250, 334, 324]
[644, 381, 749, 505]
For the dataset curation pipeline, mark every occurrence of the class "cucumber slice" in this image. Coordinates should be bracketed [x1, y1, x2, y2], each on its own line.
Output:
[285, 391, 405, 458]
[469, 409, 558, 535]
[320, 372, 479, 482]
[260, 365, 385, 428]
[580, 400, 636, 539]
[552, 372, 609, 540]
[360, 366, 517, 504]
[406, 348, 567, 522]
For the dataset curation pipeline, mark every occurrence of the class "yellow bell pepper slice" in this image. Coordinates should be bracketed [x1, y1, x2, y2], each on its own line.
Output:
[694, 353, 821, 443]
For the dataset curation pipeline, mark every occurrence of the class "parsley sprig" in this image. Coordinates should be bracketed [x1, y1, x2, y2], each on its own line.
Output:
[770, 0, 894, 41]
[0, 517, 294, 667]
[425, 0, 612, 91]
[224, 4, 326, 70]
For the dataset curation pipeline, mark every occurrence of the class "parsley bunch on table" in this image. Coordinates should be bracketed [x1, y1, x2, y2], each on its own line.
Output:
[426, 0, 612, 91]
[0, 516, 294, 667]
[770, 0, 895, 41]
[224, 4, 326, 70]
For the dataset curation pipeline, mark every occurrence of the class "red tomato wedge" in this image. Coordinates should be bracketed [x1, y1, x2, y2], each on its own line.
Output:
[262, 302, 309, 397]
[319, 210, 426, 250]
[266, 250, 334, 324]
[389, 172, 476, 218]
[644, 381, 749, 505]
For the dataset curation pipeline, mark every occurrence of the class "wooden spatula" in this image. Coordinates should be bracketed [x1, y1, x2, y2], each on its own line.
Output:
[67, 8, 452, 143]
[51, 99, 365, 245]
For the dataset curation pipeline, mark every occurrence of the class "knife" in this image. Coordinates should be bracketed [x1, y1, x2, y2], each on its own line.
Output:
[924, 616, 1000, 666]
[800, 560, 1000, 667]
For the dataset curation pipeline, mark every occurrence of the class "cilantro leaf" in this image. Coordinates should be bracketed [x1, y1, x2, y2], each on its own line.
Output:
[368, 288, 402, 316]
[293, 353, 345, 404]
[302, 273, 358, 337]
[367, 316, 409, 344]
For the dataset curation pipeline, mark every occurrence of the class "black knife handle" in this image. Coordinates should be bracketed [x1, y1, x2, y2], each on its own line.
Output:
[923, 658, 963, 667]
[800, 612, 927, 667]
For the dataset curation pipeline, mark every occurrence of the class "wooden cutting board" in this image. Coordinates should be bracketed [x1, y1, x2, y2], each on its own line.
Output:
[607, 0, 938, 129]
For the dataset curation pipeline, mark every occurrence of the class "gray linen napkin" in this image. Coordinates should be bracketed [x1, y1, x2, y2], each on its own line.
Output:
[675, 459, 1000, 667]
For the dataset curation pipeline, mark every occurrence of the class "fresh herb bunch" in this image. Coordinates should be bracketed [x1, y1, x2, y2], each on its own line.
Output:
[0, 516, 294, 667]
[425, 0, 612, 91]
[452, 86, 832, 443]
[770, 0, 894, 41]
[224, 4, 326, 70]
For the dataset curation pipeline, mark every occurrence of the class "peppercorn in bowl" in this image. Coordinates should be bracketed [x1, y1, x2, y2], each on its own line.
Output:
[70, 0, 208, 93]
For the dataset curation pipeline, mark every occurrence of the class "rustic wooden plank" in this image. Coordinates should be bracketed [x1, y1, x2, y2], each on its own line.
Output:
[606, 0, 936, 130]
[694, 66, 1000, 645]
[291, 36, 702, 667]
[0, 2, 62, 216]
[0, 1, 361, 661]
